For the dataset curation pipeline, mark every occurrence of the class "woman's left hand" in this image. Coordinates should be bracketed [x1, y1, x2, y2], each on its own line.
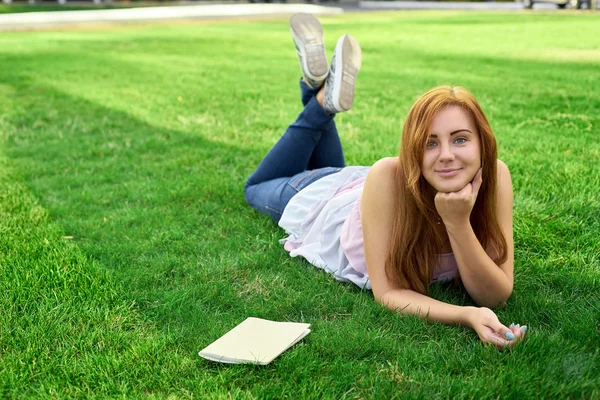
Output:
[434, 168, 483, 228]
[467, 307, 527, 349]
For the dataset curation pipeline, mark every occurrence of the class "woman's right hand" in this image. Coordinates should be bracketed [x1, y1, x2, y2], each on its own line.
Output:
[466, 307, 527, 349]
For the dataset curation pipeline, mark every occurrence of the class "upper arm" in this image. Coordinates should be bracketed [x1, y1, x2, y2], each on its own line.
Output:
[361, 158, 401, 301]
[496, 159, 515, 285]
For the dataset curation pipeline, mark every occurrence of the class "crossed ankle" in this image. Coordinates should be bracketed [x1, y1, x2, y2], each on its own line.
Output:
[316, 85, 326, 110]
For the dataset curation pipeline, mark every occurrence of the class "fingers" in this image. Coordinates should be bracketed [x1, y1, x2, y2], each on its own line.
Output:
[486, 323, 528, 349]
[509, 323, 528, 341]
[488, 334, 512, 349]
[456, 182, 473, 197]
[434, 168, 483, 224]
[439, 172, 480, 199]
[486, 320, 522, 348]
[490, 320, 515, 341]
[435, 183, 472, 204]
[471, 168, 483, 197]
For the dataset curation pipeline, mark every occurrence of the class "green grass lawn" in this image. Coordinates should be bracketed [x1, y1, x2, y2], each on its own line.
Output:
[0, 4, 127, 13]
[1, 12, 599, 398]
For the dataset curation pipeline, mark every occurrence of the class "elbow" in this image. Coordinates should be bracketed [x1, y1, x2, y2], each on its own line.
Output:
[373, 288, 388, 305]
[373, 286, 399, 309]
[476, 298, 508, 309]
[475, 286, 513, 309]
[373, 286, 409, 311]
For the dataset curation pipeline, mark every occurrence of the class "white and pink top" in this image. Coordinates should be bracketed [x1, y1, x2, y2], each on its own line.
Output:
[278, 166, 458, 290]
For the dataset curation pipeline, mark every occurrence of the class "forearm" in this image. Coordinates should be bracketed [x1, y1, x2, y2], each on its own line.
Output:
[377, 288, 475, 327]
[446, 222, 512, 307]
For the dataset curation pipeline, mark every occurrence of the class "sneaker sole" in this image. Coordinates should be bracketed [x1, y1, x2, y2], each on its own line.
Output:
[332, 34, 362, 112]
[290, 13, 329, 84]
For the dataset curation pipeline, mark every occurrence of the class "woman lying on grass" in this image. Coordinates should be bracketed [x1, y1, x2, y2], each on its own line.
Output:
[244, 13, 527, 349]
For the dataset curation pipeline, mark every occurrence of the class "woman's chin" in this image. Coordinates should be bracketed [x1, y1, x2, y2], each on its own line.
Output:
[431, 181, 468, 193]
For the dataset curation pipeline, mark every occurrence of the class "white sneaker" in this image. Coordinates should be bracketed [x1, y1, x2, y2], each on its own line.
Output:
[290, 13, 329, 89]
[323, 34, 362, 114]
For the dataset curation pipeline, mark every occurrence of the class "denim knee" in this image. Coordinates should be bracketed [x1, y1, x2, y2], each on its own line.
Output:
[243, 179, 255, 208]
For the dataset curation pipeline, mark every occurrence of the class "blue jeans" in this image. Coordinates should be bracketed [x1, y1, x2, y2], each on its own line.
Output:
[244, 78, 346, 222]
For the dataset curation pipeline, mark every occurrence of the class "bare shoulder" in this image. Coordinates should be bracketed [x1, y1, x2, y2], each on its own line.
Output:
[496, 159, 512, 187]
[495, 159, 514, 220]
[363, 157, 399, 213]
[368, 157, 398, 185]
[496, 159, 510, 174]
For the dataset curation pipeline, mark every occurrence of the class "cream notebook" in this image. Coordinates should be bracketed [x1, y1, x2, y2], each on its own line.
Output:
[199, 317, 311, 365]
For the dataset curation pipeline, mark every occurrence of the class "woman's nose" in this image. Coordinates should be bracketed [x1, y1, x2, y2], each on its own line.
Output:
[438, 143, 455, 161]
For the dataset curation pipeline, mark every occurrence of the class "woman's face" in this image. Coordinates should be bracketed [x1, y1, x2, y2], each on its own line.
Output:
[421, 106, 481, 193]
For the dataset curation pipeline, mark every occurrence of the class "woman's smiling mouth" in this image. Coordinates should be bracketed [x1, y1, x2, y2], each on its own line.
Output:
[435, 168, 462, 178]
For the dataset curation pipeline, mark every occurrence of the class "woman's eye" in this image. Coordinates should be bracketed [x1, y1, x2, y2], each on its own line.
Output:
[454, 137, 467, 145]
[426, 141, 437, 148]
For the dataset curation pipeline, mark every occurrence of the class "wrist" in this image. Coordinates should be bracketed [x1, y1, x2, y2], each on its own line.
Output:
[461, 306, 478, 328]
[444, 219, 472, 237]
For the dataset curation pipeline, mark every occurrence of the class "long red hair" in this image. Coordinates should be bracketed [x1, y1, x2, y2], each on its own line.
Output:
[385, 86, 507, 294]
